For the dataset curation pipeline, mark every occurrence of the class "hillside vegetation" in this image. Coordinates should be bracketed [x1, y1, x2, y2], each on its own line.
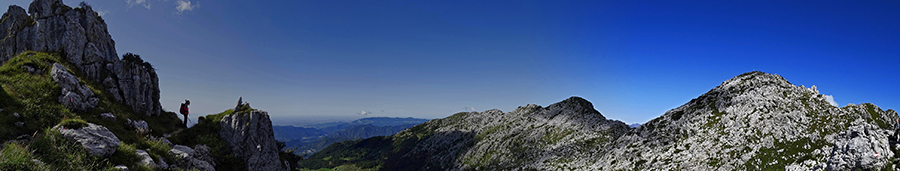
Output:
[0, 51, 183, 170]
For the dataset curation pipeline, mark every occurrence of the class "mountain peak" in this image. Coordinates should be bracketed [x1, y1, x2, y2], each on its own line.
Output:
[549, 96, 594, 109]
[717, 71, 792, 91]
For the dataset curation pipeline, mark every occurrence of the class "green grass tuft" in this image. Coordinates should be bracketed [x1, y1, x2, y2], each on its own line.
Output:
[31, 128, 114, 170]
[0, 142, 49, 170]
[59, 118, 88, 129]
[109, 142, 142, 169]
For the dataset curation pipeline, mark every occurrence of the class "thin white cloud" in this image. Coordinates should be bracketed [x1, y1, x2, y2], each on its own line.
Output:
[464, 107, 476, 112]
[358, 111, 371, 115]
[126, 0, 151, 10]
[175, 0, 199, 14]
[97, 10, 109, 16]
[825, 95, 838, 107]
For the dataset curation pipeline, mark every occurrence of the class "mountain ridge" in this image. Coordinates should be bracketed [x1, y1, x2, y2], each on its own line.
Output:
[298, 71, 899, 171]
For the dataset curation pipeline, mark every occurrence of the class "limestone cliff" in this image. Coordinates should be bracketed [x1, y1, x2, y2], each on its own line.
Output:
[219, 101, 288, 171]
[0, 0, 160, 116]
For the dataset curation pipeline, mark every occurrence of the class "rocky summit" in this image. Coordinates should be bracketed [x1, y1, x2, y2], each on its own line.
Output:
[220, 101, 289, 171]
[299, 71, 900, 171]
[0, 0, 161, 116]
[594, 71, 898, 170]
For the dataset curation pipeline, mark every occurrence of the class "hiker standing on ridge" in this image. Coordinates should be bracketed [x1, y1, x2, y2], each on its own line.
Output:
[180, 99, 190, 127]
[894, 119, 900, 142]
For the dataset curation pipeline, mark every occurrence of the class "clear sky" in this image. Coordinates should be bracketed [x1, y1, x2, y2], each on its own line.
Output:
[4, 0, 899, 125]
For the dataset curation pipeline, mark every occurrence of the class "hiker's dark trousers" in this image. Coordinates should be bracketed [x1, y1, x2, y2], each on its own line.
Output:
[895, 130, 900, 142]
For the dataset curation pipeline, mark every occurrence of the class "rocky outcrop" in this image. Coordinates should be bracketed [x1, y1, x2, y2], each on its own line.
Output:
[169, 144, 215, 171]
[50, 63, 97, 112]
[0, 0, 161, 116]
[219, 100, 287, 171]
[55, 122, 120, 157]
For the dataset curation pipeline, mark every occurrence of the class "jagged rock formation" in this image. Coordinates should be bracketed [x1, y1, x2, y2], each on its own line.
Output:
[50, 63, 98, 112]
[301, 71, 900, 171]
[0, 0, 161, 116]
[219, 100, 287, 171]
[169, 144, 216, 171]
[55, 122, 120, 157]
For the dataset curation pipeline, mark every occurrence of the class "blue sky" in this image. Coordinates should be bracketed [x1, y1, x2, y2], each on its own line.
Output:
[4, 0, 898, 125]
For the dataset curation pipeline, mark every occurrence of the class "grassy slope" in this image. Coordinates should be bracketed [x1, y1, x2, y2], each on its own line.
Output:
[0, 51, 184, 170]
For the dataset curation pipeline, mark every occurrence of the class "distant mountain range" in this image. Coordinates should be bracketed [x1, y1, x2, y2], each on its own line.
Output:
[273, 117, 429, 155]
[629, 123, 641, 128]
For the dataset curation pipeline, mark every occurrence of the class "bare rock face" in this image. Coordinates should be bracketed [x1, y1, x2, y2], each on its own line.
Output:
[55, 122, 120, 157]
[51, 63, 98, 112]
[219, 100, 287, 171]
[0, 0, 161, 116]
[825, 119, 893, 170]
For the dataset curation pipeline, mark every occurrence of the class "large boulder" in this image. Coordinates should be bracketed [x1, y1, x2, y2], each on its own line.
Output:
[55, 123, 120, 157]
[0, 0, 161, 116]
[169, 145, 215, 171]
[51, 63, 98, 112]
[219, 100, 287, 171]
